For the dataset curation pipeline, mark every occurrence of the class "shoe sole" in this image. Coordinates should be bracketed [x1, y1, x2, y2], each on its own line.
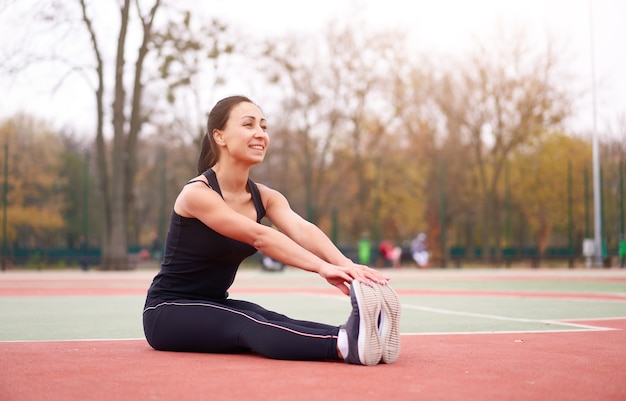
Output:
[352, 281, 383, 366]
[377, 284, 401, 363]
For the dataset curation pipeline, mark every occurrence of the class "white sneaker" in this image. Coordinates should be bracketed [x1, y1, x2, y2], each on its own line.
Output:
[342, 280, 383, 366]
[376, 283, 401, 363]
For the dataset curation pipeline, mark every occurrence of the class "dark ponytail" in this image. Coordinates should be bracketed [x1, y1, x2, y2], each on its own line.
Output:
[197, 95, 255, 174]
[196, 133, 219, 175]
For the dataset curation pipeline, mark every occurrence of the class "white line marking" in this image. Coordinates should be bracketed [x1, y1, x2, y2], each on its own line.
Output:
[0, 337, 146, 343]
[561, 316, 626, 322]
[403, 327, 617, 336]
[402, 303, 619, 330]
[322, 293, 624, 331]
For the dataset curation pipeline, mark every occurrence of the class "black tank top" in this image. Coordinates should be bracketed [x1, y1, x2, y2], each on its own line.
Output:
[145, 169, 266, 304]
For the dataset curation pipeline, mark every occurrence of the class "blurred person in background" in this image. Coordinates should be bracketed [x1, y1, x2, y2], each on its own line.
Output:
[410, 233, 429, 268]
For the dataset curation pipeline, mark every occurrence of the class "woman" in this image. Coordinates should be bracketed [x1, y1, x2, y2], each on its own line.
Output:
[143, 96, 400, 365]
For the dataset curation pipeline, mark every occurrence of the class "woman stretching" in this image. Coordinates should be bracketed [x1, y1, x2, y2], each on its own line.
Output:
[143, 95, 400, 365]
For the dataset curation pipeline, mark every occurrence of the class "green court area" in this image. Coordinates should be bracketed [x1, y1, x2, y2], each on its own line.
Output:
[1, 268, 625, 342]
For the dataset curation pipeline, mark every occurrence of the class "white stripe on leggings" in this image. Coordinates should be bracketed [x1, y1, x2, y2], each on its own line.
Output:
[144, 301, 338, 339]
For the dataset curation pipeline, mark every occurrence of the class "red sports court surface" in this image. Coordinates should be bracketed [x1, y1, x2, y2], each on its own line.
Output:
[1, 267, 625, 401]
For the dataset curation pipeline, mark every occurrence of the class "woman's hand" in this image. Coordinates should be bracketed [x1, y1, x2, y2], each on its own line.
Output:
[318, 262, 390, 296]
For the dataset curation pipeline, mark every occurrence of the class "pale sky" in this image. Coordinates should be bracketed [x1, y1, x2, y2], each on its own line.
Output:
[0, 0, 624, 138]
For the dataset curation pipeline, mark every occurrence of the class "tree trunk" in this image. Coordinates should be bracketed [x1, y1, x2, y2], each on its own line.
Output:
[481, 194, 492, 263]
[102, 0, 131, 270]
[80, 0, 113, 268]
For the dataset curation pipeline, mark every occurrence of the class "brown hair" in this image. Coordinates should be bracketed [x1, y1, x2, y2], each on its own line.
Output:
[197, 95, 255, 174]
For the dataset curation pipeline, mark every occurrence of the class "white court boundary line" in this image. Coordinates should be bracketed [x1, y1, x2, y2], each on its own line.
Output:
[400, 303, 623, 334]
[319, 294, 623, 334]
[0, 337, 147, 343]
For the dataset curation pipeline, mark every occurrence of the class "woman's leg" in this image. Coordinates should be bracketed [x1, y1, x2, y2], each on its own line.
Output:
[143, 299, 341, 361]
[224, 299, 337, 331]
[222, 299, 340, 360]
[144, 300, 249, 353]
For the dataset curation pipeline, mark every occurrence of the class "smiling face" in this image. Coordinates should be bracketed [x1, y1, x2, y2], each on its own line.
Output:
[213, 101, 269, 165]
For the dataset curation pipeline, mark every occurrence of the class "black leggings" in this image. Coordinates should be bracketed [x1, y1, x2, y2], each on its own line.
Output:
[143, 298, 341, 361]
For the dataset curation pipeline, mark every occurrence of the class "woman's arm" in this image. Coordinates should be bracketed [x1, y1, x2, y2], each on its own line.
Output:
[259, 184, 388, 279]
[175, 181, 386, 294]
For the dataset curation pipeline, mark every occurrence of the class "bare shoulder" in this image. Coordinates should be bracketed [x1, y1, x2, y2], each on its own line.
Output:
[255, 182, 274, 195]
[179, 175, 215, 199]
[255, 182, 306, 233]
[175, 175, 221, 217]
[255, 183, 289, 208]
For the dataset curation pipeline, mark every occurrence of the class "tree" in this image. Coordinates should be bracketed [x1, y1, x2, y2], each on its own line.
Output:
[56, 129, 96, 249]
[389, 56, 462, 263]
[433, 29, 571, 264]
[71, 0, 163, 269]
[598, 120, 626, 251]
[0, 0, 237, 269]
[258, 30, 344, 225]
[509, 132, 591, 256]
[75, 0, 234, 269]
[257, 19, 428, 244]
[0, 115, 65, 256]
[321, 22, 426, 242]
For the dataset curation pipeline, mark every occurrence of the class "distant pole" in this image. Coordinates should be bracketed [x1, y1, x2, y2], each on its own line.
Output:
[619, 160, 625, 235]
[568, 160, 574, 266]
[589, 0, 603, 267]
[2, 141, 7, 271]
[82, 152, 90, 246]
[505, 161, 510, 246]
[584, 167, 590, 237]
[600, 166, 605, 256]
[439, 157, 447, 268]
